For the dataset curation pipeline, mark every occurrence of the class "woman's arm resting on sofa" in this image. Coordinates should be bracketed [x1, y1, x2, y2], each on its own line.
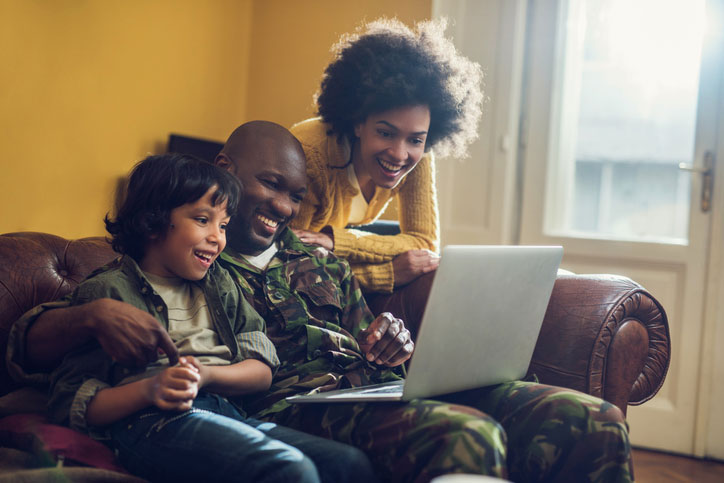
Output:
[27, 299, 178, 369]
[392, 250, 440, 288]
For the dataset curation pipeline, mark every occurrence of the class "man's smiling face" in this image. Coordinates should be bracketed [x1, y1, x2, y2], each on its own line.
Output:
[220, 133, 307, 256]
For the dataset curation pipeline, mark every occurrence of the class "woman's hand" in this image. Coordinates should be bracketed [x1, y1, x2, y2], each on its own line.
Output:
[146, 357, 200, 411]
[392, 249, 440, 287]
[292, 228, 334, 250]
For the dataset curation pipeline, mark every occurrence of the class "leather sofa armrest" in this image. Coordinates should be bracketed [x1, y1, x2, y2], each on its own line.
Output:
[0, 232, 116, 397]
[527, 273, 670, 415]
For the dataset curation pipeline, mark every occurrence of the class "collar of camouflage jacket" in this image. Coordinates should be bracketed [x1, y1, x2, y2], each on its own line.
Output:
[220, 227, 320, 273]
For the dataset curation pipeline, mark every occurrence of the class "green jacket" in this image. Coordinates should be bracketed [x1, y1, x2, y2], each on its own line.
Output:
[40, 255, 277, 436]
[219, 228, 401, 418]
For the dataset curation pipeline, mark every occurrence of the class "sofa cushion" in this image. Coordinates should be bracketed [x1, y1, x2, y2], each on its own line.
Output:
[0, 413, 126, 473]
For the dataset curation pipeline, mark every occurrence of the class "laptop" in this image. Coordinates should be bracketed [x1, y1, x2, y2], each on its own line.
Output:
[286, 245, 563, 403]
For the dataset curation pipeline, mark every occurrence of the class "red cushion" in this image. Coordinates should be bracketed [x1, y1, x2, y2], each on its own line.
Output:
[0, 413, 127, 472]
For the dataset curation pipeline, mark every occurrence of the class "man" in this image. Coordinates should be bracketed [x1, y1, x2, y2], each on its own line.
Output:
[9, 121, 633, 482]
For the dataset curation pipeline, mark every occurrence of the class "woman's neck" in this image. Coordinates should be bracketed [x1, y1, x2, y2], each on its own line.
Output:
[351, 142, 375, 202]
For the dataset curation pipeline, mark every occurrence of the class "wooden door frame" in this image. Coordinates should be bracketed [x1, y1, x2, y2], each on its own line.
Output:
[696, 2, 724, 454]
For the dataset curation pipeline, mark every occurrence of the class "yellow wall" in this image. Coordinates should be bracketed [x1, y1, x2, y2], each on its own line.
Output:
[0, 0, 252, 238]
[245, 0, 432, 129]
[0, 0, 430, 238]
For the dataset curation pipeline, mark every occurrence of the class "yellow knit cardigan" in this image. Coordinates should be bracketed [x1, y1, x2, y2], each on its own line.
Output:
[290, 118, 440, 293]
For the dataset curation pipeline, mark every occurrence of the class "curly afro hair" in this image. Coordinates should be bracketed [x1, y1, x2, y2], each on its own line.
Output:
[315, 17, 484, 159]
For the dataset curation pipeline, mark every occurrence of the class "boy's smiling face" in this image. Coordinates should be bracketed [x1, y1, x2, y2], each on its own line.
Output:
[140, 186, 230, 280]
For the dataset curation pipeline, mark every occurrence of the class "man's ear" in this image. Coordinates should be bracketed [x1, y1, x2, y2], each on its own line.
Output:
[215, 153, 234, 172]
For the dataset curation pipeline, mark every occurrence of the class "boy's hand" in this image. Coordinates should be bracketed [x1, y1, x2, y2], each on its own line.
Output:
[146, 358, 200, 411]
[357, 312, 414, 367]
[179, 355, 209, 388]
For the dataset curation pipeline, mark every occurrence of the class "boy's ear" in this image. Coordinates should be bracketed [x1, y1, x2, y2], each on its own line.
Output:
[147, 224, 171, 241]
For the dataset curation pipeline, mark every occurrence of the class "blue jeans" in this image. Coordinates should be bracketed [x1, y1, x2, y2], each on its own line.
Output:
[109, 392, 377, 483]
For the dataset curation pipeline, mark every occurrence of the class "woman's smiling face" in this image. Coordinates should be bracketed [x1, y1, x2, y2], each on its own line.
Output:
[352, 104, 430, 196]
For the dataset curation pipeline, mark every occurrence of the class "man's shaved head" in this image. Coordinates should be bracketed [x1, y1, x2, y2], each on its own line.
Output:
[220, 120, 304, 170]
[215, 121, 308, 255]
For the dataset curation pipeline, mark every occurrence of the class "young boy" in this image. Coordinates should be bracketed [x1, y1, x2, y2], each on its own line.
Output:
[46, 154, 375, 483]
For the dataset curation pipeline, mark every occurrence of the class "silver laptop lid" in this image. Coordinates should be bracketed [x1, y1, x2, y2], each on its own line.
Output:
[402, 245, 563, 400]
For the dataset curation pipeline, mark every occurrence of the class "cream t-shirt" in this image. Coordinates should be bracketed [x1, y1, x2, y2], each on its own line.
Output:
[347, 163, 369, 225]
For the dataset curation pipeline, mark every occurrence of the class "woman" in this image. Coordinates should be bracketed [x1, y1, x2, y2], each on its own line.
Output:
[291, 18, 483, 333]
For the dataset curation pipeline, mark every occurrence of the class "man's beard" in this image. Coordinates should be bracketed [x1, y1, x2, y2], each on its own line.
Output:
[225, 216, 273, 256]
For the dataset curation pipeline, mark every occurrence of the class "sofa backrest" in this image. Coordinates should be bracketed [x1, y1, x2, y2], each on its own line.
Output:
[0, 232, 116, 396]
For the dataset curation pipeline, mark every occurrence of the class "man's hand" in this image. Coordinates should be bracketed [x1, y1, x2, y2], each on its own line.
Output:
[292, 228, 334, 250]
[392, 249, 439, 287]
[85, 299, 179, 367]
[357, 312, 413, 367]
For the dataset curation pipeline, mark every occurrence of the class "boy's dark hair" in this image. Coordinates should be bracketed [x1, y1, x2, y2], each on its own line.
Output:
[105, 153, 241, 261]
[315, 18, 484, 159]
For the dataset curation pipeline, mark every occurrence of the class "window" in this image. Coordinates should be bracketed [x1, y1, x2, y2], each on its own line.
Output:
[546, 0, 706, 243]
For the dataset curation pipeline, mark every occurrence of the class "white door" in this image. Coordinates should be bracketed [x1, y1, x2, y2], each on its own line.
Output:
[519, 0, 723, 456]
[433, 0, 528, 246]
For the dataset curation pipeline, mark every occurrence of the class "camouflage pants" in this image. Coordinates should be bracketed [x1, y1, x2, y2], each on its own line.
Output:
[261, 380, 632, 483]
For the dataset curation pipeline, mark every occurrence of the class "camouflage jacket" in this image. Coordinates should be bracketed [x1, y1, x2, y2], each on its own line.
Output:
[219, 228, 401, 417]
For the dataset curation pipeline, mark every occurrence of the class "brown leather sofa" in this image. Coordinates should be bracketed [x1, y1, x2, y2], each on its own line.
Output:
[0, 231, 671, 476]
